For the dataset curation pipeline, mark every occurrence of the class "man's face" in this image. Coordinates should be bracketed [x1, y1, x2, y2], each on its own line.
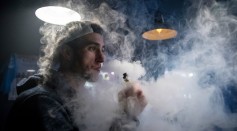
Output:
[70, 33, 105, 82]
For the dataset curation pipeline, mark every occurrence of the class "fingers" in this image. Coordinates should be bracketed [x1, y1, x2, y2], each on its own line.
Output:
[132, 84, 148, 109]
[118, 83, 148, 116]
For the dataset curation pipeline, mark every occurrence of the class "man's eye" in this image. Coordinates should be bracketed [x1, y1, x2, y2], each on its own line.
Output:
[88, 46, 96, 51]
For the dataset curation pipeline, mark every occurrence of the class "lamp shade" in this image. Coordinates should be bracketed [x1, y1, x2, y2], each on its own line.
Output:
[35, 6, 81, 25]
[142, 28, 177, 40]
[142, 10, 178, 41]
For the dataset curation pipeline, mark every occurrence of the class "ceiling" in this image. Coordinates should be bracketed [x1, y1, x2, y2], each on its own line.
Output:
[1, 0, 187, 54]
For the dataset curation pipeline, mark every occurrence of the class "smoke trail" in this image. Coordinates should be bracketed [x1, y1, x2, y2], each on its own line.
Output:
[138, 0, 237, 130]
[70, 60, 145, 131]
[91, 3, 139, 60]
[38, 0, 237, 130]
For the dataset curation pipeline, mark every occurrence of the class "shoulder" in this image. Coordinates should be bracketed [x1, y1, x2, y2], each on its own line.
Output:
[13, 85, 66, 115]
[16, 85, 61, 103]
[6, 85, 77, 131]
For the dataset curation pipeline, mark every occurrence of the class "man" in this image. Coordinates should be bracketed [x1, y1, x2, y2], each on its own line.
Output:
[5, 21, 147, 131]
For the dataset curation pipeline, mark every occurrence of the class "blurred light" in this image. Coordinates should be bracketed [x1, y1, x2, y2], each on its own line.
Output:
[104, 73, 110, 80]
[85, 82, 94, 88]
[142, 28, 177, 40]
[111, 72, 115, 75]
[188, 73, 194, 77]
[27, 69, 35, 73]
[184, 94, 187, 98]
[184, 94, 192, 99]
[166, 70, 195, 78]
[35, 6, 81, 25]
[100, 72, 110, 80]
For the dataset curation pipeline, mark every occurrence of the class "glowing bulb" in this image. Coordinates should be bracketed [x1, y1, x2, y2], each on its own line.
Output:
[156, 29, 162, 33]
[35, 6, 81, 25]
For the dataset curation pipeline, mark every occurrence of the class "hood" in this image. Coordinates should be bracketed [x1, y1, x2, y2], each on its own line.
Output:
[16, 74, 43, 95]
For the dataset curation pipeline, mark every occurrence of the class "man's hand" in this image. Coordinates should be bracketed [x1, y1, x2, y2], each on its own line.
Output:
[118, 83, 147, 118]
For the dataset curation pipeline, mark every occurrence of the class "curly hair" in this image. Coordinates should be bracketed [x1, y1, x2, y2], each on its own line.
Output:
[38, 21, 104, 84]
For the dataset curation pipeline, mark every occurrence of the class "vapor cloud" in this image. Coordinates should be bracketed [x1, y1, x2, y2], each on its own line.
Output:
[39, 0, 237, 130]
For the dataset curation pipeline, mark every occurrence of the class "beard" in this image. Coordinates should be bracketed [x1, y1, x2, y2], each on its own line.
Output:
[82, 69, 100, 82]
[69, 59, 101, 82]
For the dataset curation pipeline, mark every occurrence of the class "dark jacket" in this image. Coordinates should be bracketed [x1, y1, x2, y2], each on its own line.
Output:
[5, 74, 138, 131]
[5, 78, 79, 131]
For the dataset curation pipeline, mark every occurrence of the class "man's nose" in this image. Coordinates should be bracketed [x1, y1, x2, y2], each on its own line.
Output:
[96, 49, 105, 63]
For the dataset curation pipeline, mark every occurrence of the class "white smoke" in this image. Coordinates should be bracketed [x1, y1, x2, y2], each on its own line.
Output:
[70, 60, 146, 131]
[137, 1, 237, 130]
[39, 0, 237, 130]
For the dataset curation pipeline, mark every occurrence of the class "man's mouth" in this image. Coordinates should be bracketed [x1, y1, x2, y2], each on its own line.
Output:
[93, 63, 103, 72]
[94, 66, 101, 71]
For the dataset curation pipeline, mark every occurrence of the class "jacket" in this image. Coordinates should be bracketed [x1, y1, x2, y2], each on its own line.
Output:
[5, 83, 79, 131]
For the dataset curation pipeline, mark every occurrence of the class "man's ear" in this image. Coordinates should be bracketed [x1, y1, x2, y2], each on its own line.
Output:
[60, 45, 73, 61]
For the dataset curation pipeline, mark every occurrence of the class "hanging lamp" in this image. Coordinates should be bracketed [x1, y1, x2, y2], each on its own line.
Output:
[35, 6, 81, 25]
[142, 12, 177, 41]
